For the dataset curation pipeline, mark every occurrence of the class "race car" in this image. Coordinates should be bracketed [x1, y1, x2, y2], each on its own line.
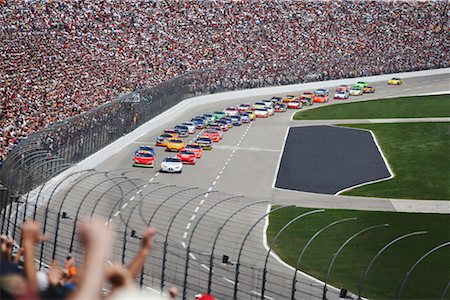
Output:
[262, 99, 274, 107]
[134, 145, 155, 156]
[254, 108, 270, 118]
[194, 116, 209, 126]
[274, 103, 287, 112]
[203, 114, 215, 123]
[336, 85, 350, 92]
[216, 120, 230, 131]
[181, 122, 196, 134]
[184, 144, 203, 158]
[362, 86, 375, 93]
[224, 106, 239, 116]
[301, 92, 315, 99]
[165, 139, 185, 152]
[191, 118, 206, 129]
[349, 86, 363, 96]
[238, 103, 252, 112]
[314, 89, 329, 96]
[174, 125, 189, 138]
[213, 111, 227, 120]
[266, 106, 275, 116]
[300, 97, 314, 106]
[354, 81, 368, 88]
[314, 94, 329, 103]
[195, 137, 213, 150]
[177, 149, 197, 165]
[239, 113, 251, 123]
[203, 129, 221, 142]
[156, 133, 176, 146]
[246, 110, 256, 120]
[222, 117, 234, 128]
[230, 115, 243, 126]
[252, 102, 267, 110]
[163, 129, 179, 139]
[160, 157, 182, 173]
[133, 151, 155, 168]
[287, 100, 302, 109]
[334, 91, 349, 100]
[282, 95, 295, 103]
[271, 96, 282, 103]
[388, 78, 403, 85]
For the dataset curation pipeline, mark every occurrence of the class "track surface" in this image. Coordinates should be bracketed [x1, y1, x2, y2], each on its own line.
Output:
[69, 73, 449, 299]
[275, 126, 392, 194]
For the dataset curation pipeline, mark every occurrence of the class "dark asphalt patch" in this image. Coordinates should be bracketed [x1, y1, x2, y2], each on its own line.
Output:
[275, 126, 391, 194]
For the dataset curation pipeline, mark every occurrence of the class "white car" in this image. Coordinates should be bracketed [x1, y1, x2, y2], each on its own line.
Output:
[262, 99, 274, 108]
[224, 106, 239, 116]
[254, 108, 270, 118]
[266, 106, 275, 116]
[349, 87, 363, 96]
[238, 103, 252, 112]
[160, 157, 183, 173]
[334, 91, 349, 100]
[181, 122, 196, 134]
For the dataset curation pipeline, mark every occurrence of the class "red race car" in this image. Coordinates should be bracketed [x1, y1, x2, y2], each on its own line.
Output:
[133, 151, 155, 168]
[287, 100, 302, 109]
[274, 103, 287, 112]
[202, 129, 221, 142]
[184, 144, 203, 158]
[177, 149, 197, 165]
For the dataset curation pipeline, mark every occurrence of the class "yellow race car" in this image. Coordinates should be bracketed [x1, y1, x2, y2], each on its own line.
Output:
[246, 110, 256, 121]
[362, 86, 376, 93]
[388, 78, 403, 85]
[165, 139, 185, 152]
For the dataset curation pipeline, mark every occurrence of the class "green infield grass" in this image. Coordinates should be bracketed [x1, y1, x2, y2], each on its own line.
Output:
[339, 122, 450, 200]
[293, 94, 450, 120]
[267, 207, 450, 299]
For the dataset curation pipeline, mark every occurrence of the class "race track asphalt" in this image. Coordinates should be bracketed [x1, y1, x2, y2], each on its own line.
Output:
[40, 73, 449, 299]
[275, 126, 392, 194]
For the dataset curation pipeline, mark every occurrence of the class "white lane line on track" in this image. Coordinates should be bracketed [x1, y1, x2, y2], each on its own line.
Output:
[146, 287, 161, 295]
[189, 253, 197, 260]
[251, 291, 274, 300]
[208, 187, 213, 191]
[183, 232, 188, 239]
[190, 215, 196, 221]
[201, 264, 210, 271]
[114, 211, 120, 217]
[203, 194, 208, 199]
[200, 199, 205, 205]
[212, 181, 217, 186]
[129, 196, 135, 201]
[216, 175, 220, 180]
[136, 189, 142, 194]
[194, 206, 200, 213]
[186, 223, 191, 230]
[148, 178, 154, 182]
[223, 277, 236, 285]
[122, 203, 128, 209]
[181, 242, 187, 249]
[143, 184, 147, 188]
[155, 172, 159, 177]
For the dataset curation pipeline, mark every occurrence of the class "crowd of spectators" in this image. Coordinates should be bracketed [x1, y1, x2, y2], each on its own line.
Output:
[1, 0, 448, 160]
[0, 219, 182, 299]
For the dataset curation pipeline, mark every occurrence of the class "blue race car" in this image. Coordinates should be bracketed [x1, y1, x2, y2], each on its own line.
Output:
[134, 145, 155, 155]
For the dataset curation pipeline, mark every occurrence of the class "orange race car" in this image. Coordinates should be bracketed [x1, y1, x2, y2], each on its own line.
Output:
[313, 94, 329, 103]
[156, 133, 176, 146]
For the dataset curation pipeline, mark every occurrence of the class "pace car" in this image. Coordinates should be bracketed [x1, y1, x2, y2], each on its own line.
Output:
[133, 151, 155, 168]
[349, 86, 363, 96]
[354, 81, 368, 88]
[314, 94, 329, 103]
[388, 78, 403, 85]
[195, 137, 213, 150]
[362, 86, 375, 93]
[165, 139, 185, 152]
[134, 145, 155, 155]
[184, 144, 203, 158]
[160, 157, 182, 173]
[177, 149, 197, 165]
[334, 91, 349, 100]
[287, 100, 302, 109]
[156, 133, 175, 146]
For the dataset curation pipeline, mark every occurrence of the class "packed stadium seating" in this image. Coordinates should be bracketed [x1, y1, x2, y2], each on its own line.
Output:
[1, 0, 448, 159]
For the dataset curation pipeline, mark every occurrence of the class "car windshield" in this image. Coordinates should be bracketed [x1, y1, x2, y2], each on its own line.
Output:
[187, 145, 201, 149]
[136, 152, 153, 158]
[164, 158, 180, 162]
[256, 108, 267, 111]
[180, 150, 194, 155]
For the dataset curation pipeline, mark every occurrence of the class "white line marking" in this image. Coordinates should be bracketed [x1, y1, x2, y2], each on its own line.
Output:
[232, 150, 236, 154]
[194, 207, 199, 213]
[186, 223, 191, 230]
[189, 253, 197, 260]
[216, 175, 220, 180]
[143, 184, 147, 188]
[146, 287, 161, 294]
[183, 232, 188, 239]
[230, 154, 234, 158]
[236, 143, 240, 147]
[114, 211, 120, 217]
[201, 264, 210, 271]
[223, 277, 236, 285]
[122, 203, 128, 209]
[219, 171, 223, 175]
[129, 196, 135, 201]
[222, 166, 226, 170]
[271, 127, 290, 189]
[155, 172, 159, 177]
[136, 189, 142, 194]
[251, 291, 274, 300]
[149, 178, 154, 182]
[203, 194, 208, 199]
[109, 218, 112, 223]
[104, 221, 109, 226]
[190, 215, 196, 221]
[200, 199, 205, 205]
[208, 187, 213, 191]
[181, 242, 187, 249]
[212, 181, 217, 186]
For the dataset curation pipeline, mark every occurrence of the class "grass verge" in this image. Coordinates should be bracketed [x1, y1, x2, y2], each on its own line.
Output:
[267, 207, 450, 299]
[339, 122, 450, 200]
[293, 94, 450, 120]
